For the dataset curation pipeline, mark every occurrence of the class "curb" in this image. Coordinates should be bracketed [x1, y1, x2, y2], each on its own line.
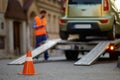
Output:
[117, 56, 120, 68]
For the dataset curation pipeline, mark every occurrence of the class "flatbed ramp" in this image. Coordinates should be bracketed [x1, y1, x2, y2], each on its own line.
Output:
[74, 41, 110, 66]
[8, 39, 60, 65]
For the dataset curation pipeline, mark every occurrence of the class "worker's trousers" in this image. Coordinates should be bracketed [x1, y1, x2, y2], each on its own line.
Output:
[35, 34, 49, 60]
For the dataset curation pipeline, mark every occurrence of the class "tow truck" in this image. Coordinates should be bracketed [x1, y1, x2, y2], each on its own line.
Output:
[9, 37, 120, 66]
[8, 0, 120, 66]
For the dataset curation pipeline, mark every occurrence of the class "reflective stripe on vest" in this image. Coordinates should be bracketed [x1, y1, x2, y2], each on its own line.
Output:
[34, 16, 47, 36]
[35, 29, 46, 36]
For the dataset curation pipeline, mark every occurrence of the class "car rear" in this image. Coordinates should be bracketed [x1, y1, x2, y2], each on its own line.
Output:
[59, 0, 115, 40]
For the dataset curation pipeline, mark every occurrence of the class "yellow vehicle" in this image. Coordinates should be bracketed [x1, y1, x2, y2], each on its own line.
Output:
[59, 0, 120, 40]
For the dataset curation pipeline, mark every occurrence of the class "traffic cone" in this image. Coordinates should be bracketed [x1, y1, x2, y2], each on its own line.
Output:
[19, 50, 37, 75]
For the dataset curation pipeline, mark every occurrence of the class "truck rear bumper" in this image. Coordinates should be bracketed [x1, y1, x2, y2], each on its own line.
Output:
[66, 22, 111, 36]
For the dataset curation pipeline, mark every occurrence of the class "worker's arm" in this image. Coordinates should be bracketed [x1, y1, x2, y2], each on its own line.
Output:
[32, 19, 44, 29]
[32, 20, 37, 29]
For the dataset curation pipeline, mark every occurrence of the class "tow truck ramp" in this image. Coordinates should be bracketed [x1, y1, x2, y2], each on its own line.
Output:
[74, 41, 110, 66]
[9, 38, 112, 65]
[8, 39, 61, 65]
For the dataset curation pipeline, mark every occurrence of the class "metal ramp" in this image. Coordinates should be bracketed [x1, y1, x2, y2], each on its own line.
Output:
[8, 39, 61, 65]
[74, 41, 110, 66]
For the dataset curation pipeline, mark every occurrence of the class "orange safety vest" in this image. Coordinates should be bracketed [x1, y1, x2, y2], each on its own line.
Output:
[34, 16, 47, 36]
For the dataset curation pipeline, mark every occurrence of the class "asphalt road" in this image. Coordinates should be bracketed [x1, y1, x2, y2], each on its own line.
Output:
[0, 57, 120, 80]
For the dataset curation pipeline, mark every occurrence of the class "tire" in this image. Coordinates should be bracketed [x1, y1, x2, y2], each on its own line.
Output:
[107, 24, 116, 40]
[59, 31, 69, 40]
[65, 50, 79, 60]
[109, 52, 118, 60]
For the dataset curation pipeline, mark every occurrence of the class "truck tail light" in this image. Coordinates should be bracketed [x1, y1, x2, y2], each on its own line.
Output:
[110, 46, 115, 51]
[106, 44, 115, 51]
[59, 19, 66, 24]
[103, 0, 109, 11]
[100, 19, 108, 23]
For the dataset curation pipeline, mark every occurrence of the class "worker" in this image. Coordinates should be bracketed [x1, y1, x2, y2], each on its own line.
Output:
[32, 10, 49, 60]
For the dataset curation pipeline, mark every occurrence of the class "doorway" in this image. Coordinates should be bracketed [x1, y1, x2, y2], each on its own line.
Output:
[13, 21, 21, 55]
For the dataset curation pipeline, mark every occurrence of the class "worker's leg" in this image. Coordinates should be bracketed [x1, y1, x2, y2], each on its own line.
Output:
[35, 35, 42, 59]
[41, 35, 49, 60]
[35, 35, 41, 48]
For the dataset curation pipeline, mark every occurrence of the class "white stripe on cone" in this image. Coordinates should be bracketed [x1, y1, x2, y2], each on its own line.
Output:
[26, 57, 33, 61]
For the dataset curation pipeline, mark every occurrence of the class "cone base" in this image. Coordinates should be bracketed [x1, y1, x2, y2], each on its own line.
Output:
[18, 72, 38, 75]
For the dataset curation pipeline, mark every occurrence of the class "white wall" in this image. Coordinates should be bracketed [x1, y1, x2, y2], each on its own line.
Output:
[20, 21, 27, 54]
[7, 19, 14, 54]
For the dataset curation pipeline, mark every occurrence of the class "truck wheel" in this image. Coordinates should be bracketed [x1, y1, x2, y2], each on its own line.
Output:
[65, 50, 79, 60]
[59, 31, 69, 40]
[109, 52, 118, 60]
[107, 24, 115, 40]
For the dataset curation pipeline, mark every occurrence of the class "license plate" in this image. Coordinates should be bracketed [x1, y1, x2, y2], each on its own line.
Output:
[74, 24, 91, 29]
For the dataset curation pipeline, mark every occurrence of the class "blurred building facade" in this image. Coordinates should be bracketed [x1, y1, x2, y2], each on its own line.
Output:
[0, 0, 8, 54]
[0, 0, 62, 55]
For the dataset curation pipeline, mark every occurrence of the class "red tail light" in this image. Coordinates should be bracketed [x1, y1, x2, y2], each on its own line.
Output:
[103, 0, 109, 11]
[106, 44, 115, 51]
[110, 46, 115, 51]
[59, 19, 66, 24]
[100, 19, 108, 23]
[62, 0, 66, 12]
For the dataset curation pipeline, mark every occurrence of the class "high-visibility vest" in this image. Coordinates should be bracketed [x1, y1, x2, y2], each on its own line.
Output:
[34, 16, 47, 36]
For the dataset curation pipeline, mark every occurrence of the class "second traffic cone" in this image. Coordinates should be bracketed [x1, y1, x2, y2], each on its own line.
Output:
[20, 50, 37, 75]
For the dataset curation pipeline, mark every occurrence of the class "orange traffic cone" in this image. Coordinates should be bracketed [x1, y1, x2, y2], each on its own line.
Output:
[19, 50, 37, 75]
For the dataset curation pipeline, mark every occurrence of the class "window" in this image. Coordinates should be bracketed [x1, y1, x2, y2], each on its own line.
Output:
[0, 36, 5, 49]
[47, 14, 51, 32]
[69, 0, 102, 4]
[53, 15, 57, 33]
[53, 0, 56, 3]
[1, 22, 4, 29]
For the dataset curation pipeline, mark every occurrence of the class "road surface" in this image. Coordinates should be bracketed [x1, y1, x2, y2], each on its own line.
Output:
[0, 57, 120, 80]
